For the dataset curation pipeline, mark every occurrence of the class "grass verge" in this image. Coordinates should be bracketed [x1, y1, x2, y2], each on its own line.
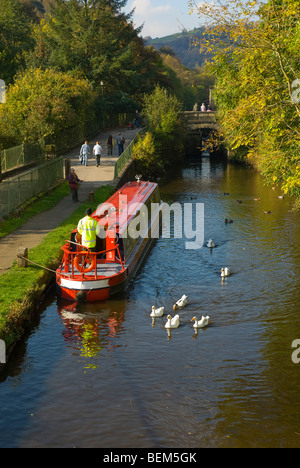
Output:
[0, 180, 71, 239]
[0, 184, 115, 350]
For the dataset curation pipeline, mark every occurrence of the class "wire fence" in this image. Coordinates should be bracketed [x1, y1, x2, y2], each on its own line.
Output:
[0, 143, 45, 174]
[0, 157, 64, 219]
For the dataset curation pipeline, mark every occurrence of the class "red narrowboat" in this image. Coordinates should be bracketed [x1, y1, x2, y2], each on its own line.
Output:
[56, 179, 162, 302]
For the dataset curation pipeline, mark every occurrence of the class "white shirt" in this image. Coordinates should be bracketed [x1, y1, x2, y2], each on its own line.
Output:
[93, 144, 103, 155]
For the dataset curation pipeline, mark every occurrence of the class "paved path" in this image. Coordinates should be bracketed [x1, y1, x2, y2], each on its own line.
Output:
[0, 127, 139, 273]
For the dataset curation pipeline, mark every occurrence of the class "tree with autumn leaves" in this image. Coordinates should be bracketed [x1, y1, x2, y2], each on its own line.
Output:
[0, 68, 96, 147]
[190, 0, 300, 200]
[132, 85, 184, 177]
[0, 0, 175, 149]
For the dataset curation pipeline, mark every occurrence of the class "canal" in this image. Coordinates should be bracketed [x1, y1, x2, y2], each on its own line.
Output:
[1, 156, 300, 448]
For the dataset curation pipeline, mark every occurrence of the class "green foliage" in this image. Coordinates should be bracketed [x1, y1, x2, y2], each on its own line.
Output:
[132, 86, 184, 177]
[160, 51, 215, 110]
[0, 0, 193, 151]
[0, 68, 95, 146]
[143, 85, 183, 134]
[27, 0, 171, 106]
[132, 131, 163, 175]
[0, 0, 35, 84]
[192, 0, 300, 200]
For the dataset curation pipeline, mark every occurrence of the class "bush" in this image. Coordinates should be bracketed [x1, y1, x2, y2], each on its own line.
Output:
[132, 86, 185, 177]
[132, 131, 164, 177]
[0, 68, 96, 148]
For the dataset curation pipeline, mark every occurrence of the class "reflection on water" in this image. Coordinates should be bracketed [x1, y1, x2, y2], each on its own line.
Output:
[58, 301, 126, 370]
[1, 157, 300, 448]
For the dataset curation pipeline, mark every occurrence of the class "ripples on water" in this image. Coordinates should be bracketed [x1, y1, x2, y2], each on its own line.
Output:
[1, 157, 300, 448]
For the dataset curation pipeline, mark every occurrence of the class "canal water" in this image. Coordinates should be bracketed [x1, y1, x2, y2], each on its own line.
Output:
[1, 157, 300, 448]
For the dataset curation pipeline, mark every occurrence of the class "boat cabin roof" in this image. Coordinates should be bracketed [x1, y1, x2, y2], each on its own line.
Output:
[92, 180, 158, 233]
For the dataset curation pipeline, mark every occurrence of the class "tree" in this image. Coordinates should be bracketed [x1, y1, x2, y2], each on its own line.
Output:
[0, 68, 95, 147]
[190, 0, 300, 196]
[0, 0, 35, 84]
[132, 85, 184, 177]
[160, 49, 215, 110]
[27, 0, 174, 108]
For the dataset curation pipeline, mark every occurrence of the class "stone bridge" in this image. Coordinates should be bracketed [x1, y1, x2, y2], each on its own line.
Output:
[183, 111, 219, 133]
[183, 111, 221, 157]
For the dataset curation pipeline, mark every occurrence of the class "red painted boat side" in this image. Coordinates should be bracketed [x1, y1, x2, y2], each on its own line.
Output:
[56, 180, 162, 302]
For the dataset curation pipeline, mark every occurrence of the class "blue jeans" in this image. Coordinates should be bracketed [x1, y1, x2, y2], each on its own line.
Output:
[118, 144, 123, 156]
[82, 154, 88, 166]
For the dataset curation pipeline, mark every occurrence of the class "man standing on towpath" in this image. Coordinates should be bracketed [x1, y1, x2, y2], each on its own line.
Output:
[80, 140, 91, 166]
[93, 141, 103, 166]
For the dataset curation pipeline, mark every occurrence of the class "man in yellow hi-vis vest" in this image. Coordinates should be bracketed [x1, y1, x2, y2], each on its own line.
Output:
[77, 208, 98, 251]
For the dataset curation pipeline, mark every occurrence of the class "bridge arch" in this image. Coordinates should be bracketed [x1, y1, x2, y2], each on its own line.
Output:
[183, 111, 219, 133]
[183, 111, 223, 157]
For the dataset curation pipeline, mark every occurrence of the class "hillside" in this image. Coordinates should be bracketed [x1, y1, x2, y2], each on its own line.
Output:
[145, 27, 211, 69]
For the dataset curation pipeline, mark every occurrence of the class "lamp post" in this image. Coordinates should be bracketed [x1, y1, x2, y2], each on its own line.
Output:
[100, 81, 104, 129]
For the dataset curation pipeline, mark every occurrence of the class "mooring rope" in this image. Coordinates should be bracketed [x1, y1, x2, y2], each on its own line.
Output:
[17, 254, 57, 274]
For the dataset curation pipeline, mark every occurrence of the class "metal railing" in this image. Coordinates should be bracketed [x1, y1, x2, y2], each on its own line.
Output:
[0, 143, 45, 174]
[60, 241, 125, 279]
[0, 157, 64, 218]
[114, 130, 145, 179]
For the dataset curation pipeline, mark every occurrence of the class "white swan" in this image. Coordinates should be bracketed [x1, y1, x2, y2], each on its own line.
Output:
[165, 314, 180, 329]
[150, 305, 165, 317]
[173, 294, 188, 310]
[207, 239, 215, 248]
[191, 316, 210, 328]
[221, 267, 231, 277]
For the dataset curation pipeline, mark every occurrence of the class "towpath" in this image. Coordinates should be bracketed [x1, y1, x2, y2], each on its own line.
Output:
[0, 126, 139, 274]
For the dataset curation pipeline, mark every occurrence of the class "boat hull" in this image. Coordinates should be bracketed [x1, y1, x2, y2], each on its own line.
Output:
[56, 274, 126, 302]
[56, 180, 162, 303]
[56, 222, 158, 302]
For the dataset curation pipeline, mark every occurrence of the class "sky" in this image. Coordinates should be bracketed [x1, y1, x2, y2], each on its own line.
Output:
[124, 0, 202, 39]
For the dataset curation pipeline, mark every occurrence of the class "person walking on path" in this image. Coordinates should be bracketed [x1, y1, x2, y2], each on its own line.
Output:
[116, 132, 125, 156]
[68, 168, 82, 203]
[77, 208, 98, 251]
[80, 140, 91, 166]
[93, 141, 103, 166]
[107, 134, 113, 156]
[134, 110, 140, 129]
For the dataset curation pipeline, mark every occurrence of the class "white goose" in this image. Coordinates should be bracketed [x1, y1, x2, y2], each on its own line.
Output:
[221, 267, 231, 278]
[173, 294, 188, 310]
[191, 316, 210, 328]
[165, 314, 180, 329]
[150, 306, 165, 317]
[207, 239, 215, 248]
